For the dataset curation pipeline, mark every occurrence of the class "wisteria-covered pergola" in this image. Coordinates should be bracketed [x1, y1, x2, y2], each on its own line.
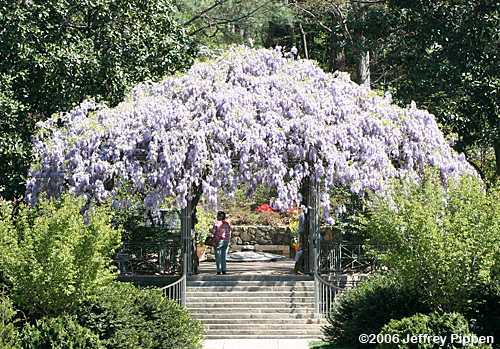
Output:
[26, 46, 473, 274]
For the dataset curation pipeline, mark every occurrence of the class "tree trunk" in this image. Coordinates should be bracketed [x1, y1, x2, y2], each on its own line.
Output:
[299, 22, 309, 59]
[329, 13, 346, 72]
[495, 140, 500, 179]
[358, 49, 370, 87]
[354, 4, 370, 87]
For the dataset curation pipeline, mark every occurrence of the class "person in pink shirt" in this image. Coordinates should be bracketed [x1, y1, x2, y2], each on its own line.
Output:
[212, 211, 231, 275]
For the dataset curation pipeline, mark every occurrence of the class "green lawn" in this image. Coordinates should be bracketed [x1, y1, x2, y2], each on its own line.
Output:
[309, 341, 354, 349]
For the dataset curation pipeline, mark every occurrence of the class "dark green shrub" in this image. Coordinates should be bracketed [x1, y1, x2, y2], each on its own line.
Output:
[0, 195, 121, 317]
[20, 315, 103, 349]
[77, 282, 203, 349]
[0, 295, 20, 349]
[379, 312, 491, 349]
[466, 283, 500, 341]
[324, 273, 429, 347]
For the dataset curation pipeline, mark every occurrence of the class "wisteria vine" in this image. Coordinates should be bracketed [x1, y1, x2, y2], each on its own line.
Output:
[26, 46, 474, 221]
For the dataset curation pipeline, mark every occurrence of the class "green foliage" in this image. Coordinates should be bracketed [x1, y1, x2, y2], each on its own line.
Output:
[361, 174, 500, 312]
[467, 283, 500, 341]
[20, 315, 103, 349]
[379, 1, 499, 155]
[0, 295, 20, 349]
[176, 0, 294, 48]
[324, 273, 429, 347]
[0, 194, 122, 317]
[195, 205, 215, 244]
[219, 184, 288, 226]
[265, 1, 498, 179]
[379, 312, 490, 349]
[0, 0, 196, 199]
[288, 215, 299, 239]
[77, 282, 203, 349]
[328, 186, 366, 244]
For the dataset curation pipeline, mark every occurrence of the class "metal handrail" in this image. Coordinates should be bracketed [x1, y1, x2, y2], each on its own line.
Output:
[314, 270, 342, 318]
[160, 274, 186, 306]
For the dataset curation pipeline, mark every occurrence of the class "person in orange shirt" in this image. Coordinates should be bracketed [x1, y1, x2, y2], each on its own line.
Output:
[212, 211, 231, 275]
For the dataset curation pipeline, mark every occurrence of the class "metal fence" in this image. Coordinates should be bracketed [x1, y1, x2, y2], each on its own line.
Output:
[319, 242, 377, 275]
[161, 274, 186, 306]
[314, 242, 378, 317]
[115, 240, 182, 275]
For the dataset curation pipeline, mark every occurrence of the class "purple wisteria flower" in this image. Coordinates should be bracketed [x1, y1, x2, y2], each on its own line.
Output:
[26, 46, 475, 217]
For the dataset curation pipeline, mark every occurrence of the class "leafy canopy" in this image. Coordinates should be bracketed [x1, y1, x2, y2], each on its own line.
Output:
[0, 0, 196, 200]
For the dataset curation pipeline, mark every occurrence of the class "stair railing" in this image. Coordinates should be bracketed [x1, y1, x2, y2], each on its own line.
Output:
[314, 271, 342, 318]
[161, 274, 186, 306]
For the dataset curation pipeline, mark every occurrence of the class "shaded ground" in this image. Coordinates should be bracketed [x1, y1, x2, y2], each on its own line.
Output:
[198, 258, 297, 276]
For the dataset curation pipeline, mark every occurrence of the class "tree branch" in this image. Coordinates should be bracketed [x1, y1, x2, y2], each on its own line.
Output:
[290, 2, 332, 32]
[350, 0, 386, 4]
[188, 1, 271, 36]
[183, 0, 229, 27]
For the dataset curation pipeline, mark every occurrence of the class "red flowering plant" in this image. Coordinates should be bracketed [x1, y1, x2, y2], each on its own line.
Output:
[255, 203, 275, 212]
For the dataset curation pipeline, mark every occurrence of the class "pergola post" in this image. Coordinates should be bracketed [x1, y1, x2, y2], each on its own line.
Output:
[180, 200, 193, 276]
[304, 176, 320, 274]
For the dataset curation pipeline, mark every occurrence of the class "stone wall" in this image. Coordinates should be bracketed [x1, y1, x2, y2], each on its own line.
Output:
[230, 225, 290, 247]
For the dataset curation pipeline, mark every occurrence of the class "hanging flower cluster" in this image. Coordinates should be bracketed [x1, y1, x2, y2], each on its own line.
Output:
[26, 46, 474, 221]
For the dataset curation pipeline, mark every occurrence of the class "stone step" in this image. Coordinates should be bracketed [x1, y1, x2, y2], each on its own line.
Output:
[188, 307, 315, 314]
[204, 334, 323, 339]
[187, 281, 314, 288]
[186, 273, 324, 339]
[187, 296, 315, 303]
[192, 312, 319, 320]
[200, 318, 325, 325]
[203, 323, 323, 332]
[187, 285, 314, 292]
[188, 275, 313, 282]
[186, 291, 315, 298]
[187, 301, 314, 309]
[202, 329, 323, 336]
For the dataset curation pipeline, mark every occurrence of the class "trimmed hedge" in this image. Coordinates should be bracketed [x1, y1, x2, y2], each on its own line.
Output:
[20, 315, 103, 349]
[324, 273, 429, 347]
[77, 282, 203, 349]
[379, 312, 491, 349]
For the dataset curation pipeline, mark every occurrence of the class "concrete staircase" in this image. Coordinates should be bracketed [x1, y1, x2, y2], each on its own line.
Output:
[186, 275, 326, 339]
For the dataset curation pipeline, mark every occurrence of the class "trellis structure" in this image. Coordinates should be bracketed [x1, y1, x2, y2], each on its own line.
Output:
[26, 46, 474, 310]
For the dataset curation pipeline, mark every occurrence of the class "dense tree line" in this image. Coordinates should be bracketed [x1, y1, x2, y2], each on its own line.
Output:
[0, 0, 196, 200]
[179, 0, 498, 182]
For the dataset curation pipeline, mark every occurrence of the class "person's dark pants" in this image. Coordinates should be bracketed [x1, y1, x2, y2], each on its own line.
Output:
[294, 249, 305, 273]
[215, 240, 229, 273]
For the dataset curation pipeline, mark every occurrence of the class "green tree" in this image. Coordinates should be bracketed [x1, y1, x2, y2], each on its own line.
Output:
[372, 0, 500, 180]
[276, 1, 498, 182]
[176, 0, 294, 48]
[0, 194, 122, 317]
[361, 173, 500, 313]
[0, 0, 196, 200]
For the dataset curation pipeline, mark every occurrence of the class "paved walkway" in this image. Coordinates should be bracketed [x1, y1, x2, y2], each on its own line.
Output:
[198, 259, 297, 276]
[203, 339, 315, 349]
